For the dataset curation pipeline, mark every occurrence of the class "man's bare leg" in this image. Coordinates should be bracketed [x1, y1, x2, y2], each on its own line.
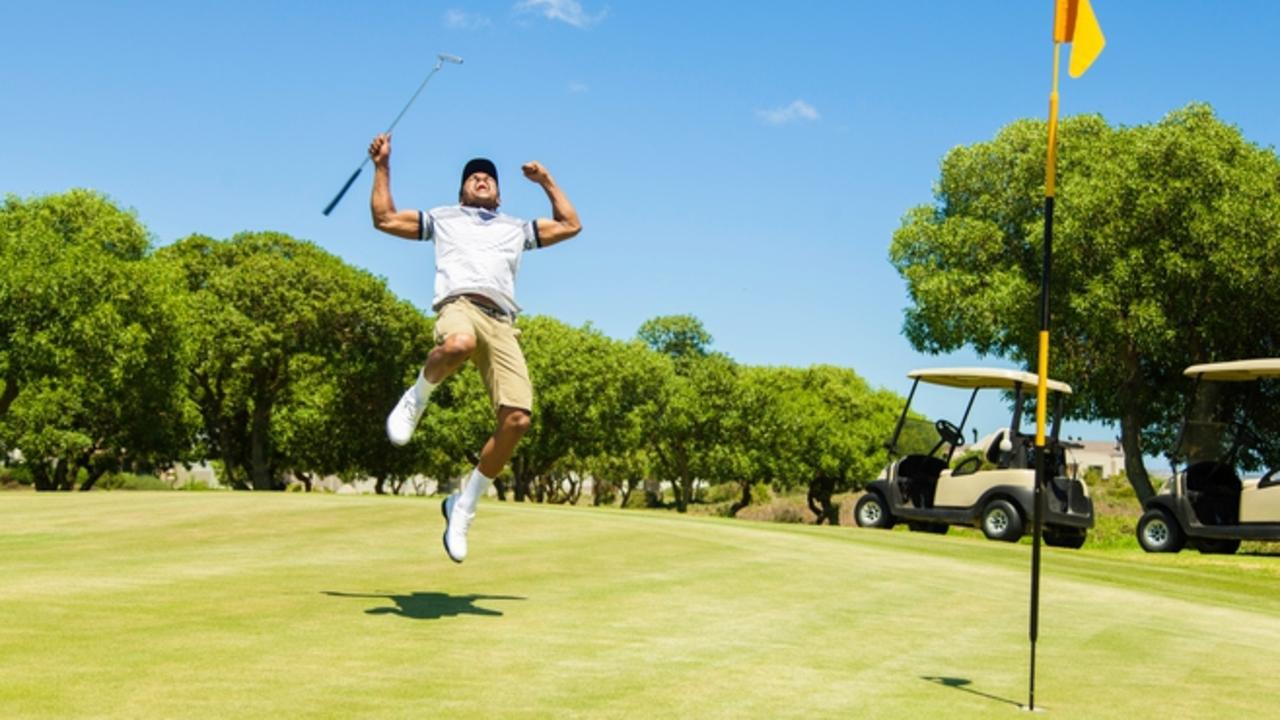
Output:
[444, 406, 531, 563]
[477, 406, 532, 478]
[387, 333, 477, 446]
[423, 333, 476, 383]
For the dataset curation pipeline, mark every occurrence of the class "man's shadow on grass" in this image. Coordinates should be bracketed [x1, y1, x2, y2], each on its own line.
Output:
[323, 591, 525, 620]
[920, 676, 1021, 708]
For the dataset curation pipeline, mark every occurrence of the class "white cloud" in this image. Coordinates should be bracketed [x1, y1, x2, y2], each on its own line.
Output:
[568, 81, 589, 94]
[756, 100, 821, 126]
[444, 9, 491, 29]
[514, 0, 606, 29]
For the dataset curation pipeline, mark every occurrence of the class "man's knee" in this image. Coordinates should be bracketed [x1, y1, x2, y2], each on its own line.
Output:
[502, 409, 532, 437]
[438, 333, 476, 362]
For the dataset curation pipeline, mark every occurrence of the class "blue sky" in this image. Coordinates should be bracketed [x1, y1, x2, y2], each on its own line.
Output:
[3, 1, 1278, 450]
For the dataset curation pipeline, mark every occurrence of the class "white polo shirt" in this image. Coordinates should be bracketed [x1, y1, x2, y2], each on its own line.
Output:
[418, 205, 540, 316]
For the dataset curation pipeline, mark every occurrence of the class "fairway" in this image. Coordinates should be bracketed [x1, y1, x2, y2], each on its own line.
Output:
[3, 494, 1278, 719]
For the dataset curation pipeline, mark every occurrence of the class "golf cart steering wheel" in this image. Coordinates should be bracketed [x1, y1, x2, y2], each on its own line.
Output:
[935, 419, 964, 447]
[1261, 468, 1279, 489]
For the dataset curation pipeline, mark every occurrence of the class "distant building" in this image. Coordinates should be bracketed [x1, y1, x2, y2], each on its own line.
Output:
[1064, 440, 1126, 479]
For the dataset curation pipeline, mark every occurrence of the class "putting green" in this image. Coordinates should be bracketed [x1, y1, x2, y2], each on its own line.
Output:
[2, 493, 1277, 719]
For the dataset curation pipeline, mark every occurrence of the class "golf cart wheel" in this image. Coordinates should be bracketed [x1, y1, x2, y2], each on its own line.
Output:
[1137, 509, 1185, 553]
[980, 499, 1024, 542]
[1044, 528, 1087, 549]
[1192, 538, 1241, 555]
[854, 492, 895, 529]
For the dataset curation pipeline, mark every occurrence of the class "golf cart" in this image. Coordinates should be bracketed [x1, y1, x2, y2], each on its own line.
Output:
[854, 368, 1093, 547]
[1137, 359, 1280, 554]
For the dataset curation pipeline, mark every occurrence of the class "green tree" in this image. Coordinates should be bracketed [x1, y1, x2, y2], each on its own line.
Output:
[890, 103, 1280, 499]
[637, 315, 712, 361]
[272, 294, 433, 493]
[0, 190, 195, 490]
[756, 366, 901, 523]
[580, 339, 672, 507]
[158, 231, 425, 490]
[708, 364, 779, 516]
[642, 350, 741, 512]
[506, 318, 661, 503]
[637, 316, 745, 513]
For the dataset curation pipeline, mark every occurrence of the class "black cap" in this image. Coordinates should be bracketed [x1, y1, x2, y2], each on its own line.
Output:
[461, 158, 498, 189]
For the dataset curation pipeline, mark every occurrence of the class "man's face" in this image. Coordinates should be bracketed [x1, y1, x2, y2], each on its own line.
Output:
[460, 172, 499, 209]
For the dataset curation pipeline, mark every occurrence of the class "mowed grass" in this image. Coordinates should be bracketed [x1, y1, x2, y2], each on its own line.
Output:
[2, 494, 1279, 719]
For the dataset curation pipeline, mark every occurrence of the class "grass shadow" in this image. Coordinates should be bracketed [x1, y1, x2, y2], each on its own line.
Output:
[323, 591, 525, 620]
[920, 676, 1021, 708]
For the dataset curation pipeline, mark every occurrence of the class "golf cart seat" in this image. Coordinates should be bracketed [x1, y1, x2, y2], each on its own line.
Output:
[896, 454, 947, 508]
[985, 430, 1030, 469]
[985, 432, 1006, 465]
[1185, 461, 1241, 525]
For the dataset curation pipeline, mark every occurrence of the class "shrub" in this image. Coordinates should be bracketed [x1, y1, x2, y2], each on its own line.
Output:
[751, 481, 773, 504]
[735, 497, 808, 524]
[701, 482, 739, 504]
[623, 488, 652, 509]
[97, 472, 171, 491]
[0, 465, 34, 487]
[591, 480, 618, 506]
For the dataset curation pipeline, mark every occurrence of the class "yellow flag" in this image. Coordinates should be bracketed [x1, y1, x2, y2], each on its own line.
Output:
[1056, 0, 1105, 77]
[1067, 0, 1105, 77]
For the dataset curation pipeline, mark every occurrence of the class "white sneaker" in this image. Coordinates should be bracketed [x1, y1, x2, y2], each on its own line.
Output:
[386, 385, 427, 446]
[441, 493, 474, 563]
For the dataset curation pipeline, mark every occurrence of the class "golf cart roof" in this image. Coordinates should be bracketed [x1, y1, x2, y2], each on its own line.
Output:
[1183, 358, 1280, 381]
[907, 367, 1072, 395]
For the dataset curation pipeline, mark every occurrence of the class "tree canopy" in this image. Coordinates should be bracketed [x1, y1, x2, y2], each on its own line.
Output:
[6, 191, 906, 521]
[890, 103, 1280, 494]
[156, 231, 430, 490]
[0, 190, 194, 490]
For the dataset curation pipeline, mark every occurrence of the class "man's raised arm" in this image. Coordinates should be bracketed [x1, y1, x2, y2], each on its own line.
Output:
[523, 161, 581, 247]
[369, 133, 424, 240]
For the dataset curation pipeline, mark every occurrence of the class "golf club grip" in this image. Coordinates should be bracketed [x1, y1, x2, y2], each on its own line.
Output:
[322, 167, 363, 216]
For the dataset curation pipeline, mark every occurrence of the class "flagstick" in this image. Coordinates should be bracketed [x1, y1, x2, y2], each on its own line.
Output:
[1027, 40, 1064, 714]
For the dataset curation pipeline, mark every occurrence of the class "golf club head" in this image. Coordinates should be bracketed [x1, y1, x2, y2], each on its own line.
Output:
[438, 53, 464, 65]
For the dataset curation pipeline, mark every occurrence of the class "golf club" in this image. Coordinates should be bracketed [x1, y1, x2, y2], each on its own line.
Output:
[322, 53, 464, 216]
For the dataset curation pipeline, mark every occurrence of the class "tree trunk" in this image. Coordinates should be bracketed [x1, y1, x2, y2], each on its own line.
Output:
[643, 477, 662, 508]
[513, 466, 534, 502]
[296, 471, 313, 492]
[728, 480, 752, 516]
[493, 477, 508, 500]
[249, 397, 273, 491]
[619, 478, 634, 508]
[0, 375, 18, 419]
[374, 476, 387, 495]
[79, 466, 107, 492]
[53, 457, 72, 491]
[32, 463, 55, 492]
[673, 450, 690, 513]
[1117, 348, 1156, 504]
[1119, 412, 1154, 504]
[808, 477, 837, 525]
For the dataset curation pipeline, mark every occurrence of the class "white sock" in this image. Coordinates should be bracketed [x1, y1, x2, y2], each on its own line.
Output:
[458, 467, 493, 513]
[413, 368, 436, 403]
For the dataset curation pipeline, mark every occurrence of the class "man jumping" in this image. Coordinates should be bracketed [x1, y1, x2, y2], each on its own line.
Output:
[368, 133, 582, 562]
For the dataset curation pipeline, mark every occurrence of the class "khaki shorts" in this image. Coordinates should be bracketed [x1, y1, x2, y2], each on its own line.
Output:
[433, 296, 533, 413]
